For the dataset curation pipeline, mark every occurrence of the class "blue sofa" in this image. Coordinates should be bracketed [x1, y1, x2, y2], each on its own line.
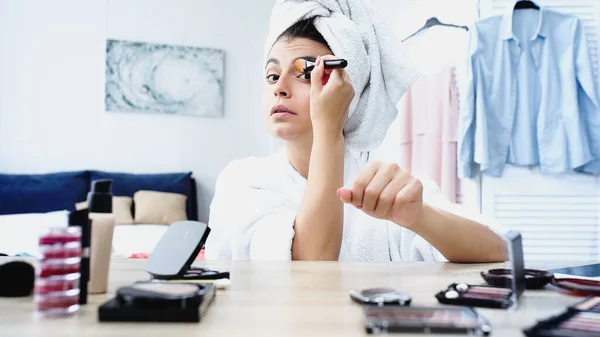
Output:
[0, 170, 198, 221]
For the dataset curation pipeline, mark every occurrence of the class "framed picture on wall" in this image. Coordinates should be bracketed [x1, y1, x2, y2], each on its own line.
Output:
[105, 39, 225, 118]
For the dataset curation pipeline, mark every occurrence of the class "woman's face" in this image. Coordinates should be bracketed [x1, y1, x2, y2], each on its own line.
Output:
[262, 37, 332, 142]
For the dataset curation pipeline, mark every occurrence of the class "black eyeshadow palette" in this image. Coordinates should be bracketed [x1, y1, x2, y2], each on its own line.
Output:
[435, 283, 514, 309]
[524, 297, 600, 337]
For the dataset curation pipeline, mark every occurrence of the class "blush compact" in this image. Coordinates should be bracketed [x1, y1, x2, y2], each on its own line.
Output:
[98, 281, 215, 323]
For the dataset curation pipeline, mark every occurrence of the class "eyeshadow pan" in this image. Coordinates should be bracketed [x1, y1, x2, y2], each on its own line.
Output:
[556, 312, 600, 334]
[459, 293, 506, 301]
[464, 290, 510, 298]
[466, 286, 511, 295]
[574, 297, 600, 312]
[445, 284, 511, 301]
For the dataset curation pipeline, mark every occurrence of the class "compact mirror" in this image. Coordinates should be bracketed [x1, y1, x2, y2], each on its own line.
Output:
[503, 230, 526, 310]
[145, 221, 210, 280]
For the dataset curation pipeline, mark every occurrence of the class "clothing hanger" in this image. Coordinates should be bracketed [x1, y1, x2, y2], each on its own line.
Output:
[513, 0, 539, 10]
[402, 17, 468, 43]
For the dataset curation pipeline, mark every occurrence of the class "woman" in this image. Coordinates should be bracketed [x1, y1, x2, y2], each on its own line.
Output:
[205, 7, 507, 262]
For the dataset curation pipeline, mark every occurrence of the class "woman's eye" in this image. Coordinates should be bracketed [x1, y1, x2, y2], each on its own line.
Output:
[297, 73, 311, 80]
[266, 74, 279, 83]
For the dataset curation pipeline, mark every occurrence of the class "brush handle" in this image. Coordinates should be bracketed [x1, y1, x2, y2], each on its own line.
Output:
[303, 59, 348, 72]
[323, 59, 348, 69]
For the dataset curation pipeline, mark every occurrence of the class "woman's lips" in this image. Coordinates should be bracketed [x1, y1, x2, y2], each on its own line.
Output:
[271, 112, 295, 119]
[271, 105, 297, 118]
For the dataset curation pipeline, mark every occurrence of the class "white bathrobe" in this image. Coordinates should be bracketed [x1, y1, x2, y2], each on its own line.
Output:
[205, 149, 502, 261]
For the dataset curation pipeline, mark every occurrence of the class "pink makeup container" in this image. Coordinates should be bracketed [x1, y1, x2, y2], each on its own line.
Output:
[35, 227, 82, 316]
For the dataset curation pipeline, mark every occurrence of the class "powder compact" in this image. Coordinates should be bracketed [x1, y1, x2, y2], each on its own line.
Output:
[524, 296, 600, 337]
[98, 281, 215, 323]
[363, 306, 492, 335]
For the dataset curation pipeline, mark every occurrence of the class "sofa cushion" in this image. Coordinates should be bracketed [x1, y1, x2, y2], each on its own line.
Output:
[89, 171, 195, 220]
[75, 196, 134, 225]
[0, 171, 90, 215]
[133, 190, 187, 225]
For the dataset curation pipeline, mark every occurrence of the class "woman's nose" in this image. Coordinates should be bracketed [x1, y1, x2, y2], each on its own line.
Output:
[273, 76, 291, 98]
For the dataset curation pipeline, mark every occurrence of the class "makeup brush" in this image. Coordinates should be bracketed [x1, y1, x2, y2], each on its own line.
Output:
[293, 58, 348, 73]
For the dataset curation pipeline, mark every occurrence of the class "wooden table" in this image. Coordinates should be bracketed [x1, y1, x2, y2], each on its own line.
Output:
[0, 258, 586, 337]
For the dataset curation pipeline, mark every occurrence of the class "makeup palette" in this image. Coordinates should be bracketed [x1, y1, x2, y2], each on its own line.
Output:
[436, 283, 514, 309]
[436, 231, 526, 310]
[364, 306, 492, 335]
[572, 296, 600, 313]
[524, 297, 600, 337]
[551, 278, 600, 297]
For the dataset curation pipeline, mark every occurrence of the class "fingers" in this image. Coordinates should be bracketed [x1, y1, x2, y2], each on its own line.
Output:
[361, 164, 399, 213]
[310, 55, 325, 93]
[326, 66, 354, 102]
[373, 168, 411, 215]
[392, 178, 423, 210]
[343, 161, 381, 208]
[339, 163, 416, 217]
[327, 68, 345, 85]
[311, 55, 349, 90]
[337, 188, 352, 204]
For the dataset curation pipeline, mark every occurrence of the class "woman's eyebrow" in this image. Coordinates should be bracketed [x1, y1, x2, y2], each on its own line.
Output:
[294, 55, 317, 62]
[265, 58, 279, 69]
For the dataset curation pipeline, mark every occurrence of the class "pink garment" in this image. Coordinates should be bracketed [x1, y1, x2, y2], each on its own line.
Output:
[398, 68, 459, 203]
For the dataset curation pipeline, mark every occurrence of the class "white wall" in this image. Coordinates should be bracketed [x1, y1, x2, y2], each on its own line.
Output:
[0, 0, 483, 223]
[0, 0, 276, 223]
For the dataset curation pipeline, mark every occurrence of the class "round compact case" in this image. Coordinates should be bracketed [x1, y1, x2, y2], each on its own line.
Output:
[481, 269, 554, 290]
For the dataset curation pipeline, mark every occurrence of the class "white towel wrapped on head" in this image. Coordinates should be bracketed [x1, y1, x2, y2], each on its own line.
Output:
[264, 0, 420, 153]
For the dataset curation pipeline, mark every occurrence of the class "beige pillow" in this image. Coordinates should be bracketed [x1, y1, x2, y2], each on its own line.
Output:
[133, 190, 188, 225]
[75, 196, 134, 225]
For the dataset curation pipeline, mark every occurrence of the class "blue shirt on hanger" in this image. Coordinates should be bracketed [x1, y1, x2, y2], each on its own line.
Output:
[458, 4, 600, 178]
